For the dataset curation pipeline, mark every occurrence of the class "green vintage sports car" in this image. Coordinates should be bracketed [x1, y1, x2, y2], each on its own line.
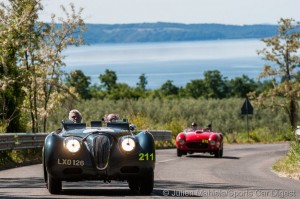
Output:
[43, 120, 155, 195]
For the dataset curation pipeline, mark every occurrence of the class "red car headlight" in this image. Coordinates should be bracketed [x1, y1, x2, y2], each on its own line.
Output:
[210, 140, 216, 146]
[179, 139, 185, 145]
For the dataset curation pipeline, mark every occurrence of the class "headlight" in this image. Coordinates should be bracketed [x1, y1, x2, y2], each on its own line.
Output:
[210, 140, 216, 145]
[121, 137, 136, 152]
[65, 138, 81, 153]
[179, 139, 185, 145]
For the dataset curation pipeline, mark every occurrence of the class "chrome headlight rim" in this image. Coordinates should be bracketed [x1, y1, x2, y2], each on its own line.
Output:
[64, 137, 81, 153]
[178, 139, 185, 146]
[120, 136, 136, 152]
[210, 140, 216, 146]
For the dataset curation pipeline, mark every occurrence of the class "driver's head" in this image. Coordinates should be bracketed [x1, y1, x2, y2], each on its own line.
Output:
[69, 109, 82, 123]
[191, 122, 197, 130]
[106, 113, 119, 122]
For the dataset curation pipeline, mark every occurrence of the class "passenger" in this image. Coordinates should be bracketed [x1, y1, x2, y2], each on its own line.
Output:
[68, 109, 82, 123]
[191, 122, 198, 131]
[105, 113, 120, 122]
[205, 124, 212, 131]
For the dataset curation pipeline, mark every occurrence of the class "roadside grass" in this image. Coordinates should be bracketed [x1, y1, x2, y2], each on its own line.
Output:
[273, 141, 300, 180]
[223, 127, 292, 144]
[0, 149, 42, 170]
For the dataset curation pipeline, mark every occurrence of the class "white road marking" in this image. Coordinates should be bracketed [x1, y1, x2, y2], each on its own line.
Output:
[157, 159, 175, 163]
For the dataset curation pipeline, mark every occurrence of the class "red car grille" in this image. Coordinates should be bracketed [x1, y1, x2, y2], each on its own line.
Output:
[186, 142, 209, 149]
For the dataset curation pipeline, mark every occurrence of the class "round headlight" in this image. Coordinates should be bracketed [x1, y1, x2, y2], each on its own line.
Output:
[121, 137, 136, 152]
[210, 140, 216, 145]
[179, 139, 185, 145]
[65, 138, 81, 153]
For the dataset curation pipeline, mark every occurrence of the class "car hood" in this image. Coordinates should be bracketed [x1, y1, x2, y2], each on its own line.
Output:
[184, 131, 214, 141]
[60, 127, 131, 139]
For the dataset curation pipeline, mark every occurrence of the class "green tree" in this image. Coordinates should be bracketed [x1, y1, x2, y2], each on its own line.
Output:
[109, 83, 140, 100]
[250, 18, 300, 128]
[0, 0, 38, 132]
[227, 75, 258, 98]
[160, 80, 179, 96]
[0, 0, 86, 132]
[203, 70, 228, 99]
[66, 70, 91, 99]
[185, 79, 207, 99]
[99, 69, 117, 92]
[136, 73, 148, 91]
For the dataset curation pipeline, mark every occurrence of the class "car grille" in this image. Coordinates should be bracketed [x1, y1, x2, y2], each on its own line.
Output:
[94, 135, 111, 170]
[186, 142, 209, 149]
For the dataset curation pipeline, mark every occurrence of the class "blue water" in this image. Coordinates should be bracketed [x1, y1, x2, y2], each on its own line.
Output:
[64, 39, 267, 89]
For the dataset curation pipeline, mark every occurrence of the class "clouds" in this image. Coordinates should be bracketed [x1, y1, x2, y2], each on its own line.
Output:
[39, 0, 300, 25]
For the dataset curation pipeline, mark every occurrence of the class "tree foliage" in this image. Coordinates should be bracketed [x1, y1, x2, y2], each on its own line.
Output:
[0, 0, 86, 132]
[159, 80, 179, 96]
[203, 70, 228, 99]
[227, 75, 258, 98]
[99, 69, 117, 92]
[0, 0, 39, 132]
[66, 70, 91, 99]
[250, 18, 300, 128]
[136, 73, 148, 91]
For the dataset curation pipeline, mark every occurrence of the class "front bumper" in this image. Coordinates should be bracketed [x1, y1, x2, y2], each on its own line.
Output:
[48, 153, 154, 181]
[176, 141, 222, 152]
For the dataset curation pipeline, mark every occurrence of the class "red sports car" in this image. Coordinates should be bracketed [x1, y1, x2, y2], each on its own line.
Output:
[176, 127, 223, 158]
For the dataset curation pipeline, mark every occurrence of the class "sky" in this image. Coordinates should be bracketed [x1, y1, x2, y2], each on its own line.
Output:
[39, 0, 300, 25]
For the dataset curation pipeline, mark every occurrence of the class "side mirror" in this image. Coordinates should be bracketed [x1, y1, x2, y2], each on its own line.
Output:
[129, 124, 136, 131]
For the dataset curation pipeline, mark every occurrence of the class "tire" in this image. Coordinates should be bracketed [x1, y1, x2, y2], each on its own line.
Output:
[47, 172, 62, 194]
[128, 179, 139, 192]
[177, 149, 183, 157]
[139, 170, 154, 195]
[128, 170, 154, 195]
[214, 149, 223, 158]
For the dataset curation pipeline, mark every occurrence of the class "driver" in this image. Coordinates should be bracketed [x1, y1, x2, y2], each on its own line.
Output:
[68, 109, 82, 123]
[205, 124, 212, 131]
[191, 122, 198, 131]
[105, 113, 120, 122]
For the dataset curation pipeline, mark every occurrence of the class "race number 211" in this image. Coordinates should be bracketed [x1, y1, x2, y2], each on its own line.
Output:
[139, 153, 154, 161]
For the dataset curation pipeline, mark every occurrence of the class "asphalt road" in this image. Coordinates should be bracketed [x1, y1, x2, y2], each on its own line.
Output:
[0, 143, 299, 199]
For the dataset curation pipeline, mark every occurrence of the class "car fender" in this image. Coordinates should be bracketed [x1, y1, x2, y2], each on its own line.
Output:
[135, 131, 155, 154]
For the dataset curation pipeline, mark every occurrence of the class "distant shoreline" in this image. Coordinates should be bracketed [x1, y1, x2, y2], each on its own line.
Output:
[82, 22, 278, 44]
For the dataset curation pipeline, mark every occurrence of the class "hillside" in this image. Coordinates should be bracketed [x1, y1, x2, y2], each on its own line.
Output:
[83, 22, 278, 44]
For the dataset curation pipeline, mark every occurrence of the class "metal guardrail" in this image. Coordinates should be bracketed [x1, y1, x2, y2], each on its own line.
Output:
[0, 133, 48, 151]
[146, 130, 172, 141]
[0, 130, 172, 151]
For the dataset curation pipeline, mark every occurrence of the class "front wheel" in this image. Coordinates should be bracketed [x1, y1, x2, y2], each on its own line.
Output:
[128, 179, 139, 192]
[128, 170, 154, 195]
[177, 149, 183, 157]
[214, 149, 223, 158]
[47, 172, 62, 194]
[139, 170, 154, 195]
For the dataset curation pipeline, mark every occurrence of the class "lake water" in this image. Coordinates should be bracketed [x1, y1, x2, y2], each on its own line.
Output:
[64, 39, 267, 89]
